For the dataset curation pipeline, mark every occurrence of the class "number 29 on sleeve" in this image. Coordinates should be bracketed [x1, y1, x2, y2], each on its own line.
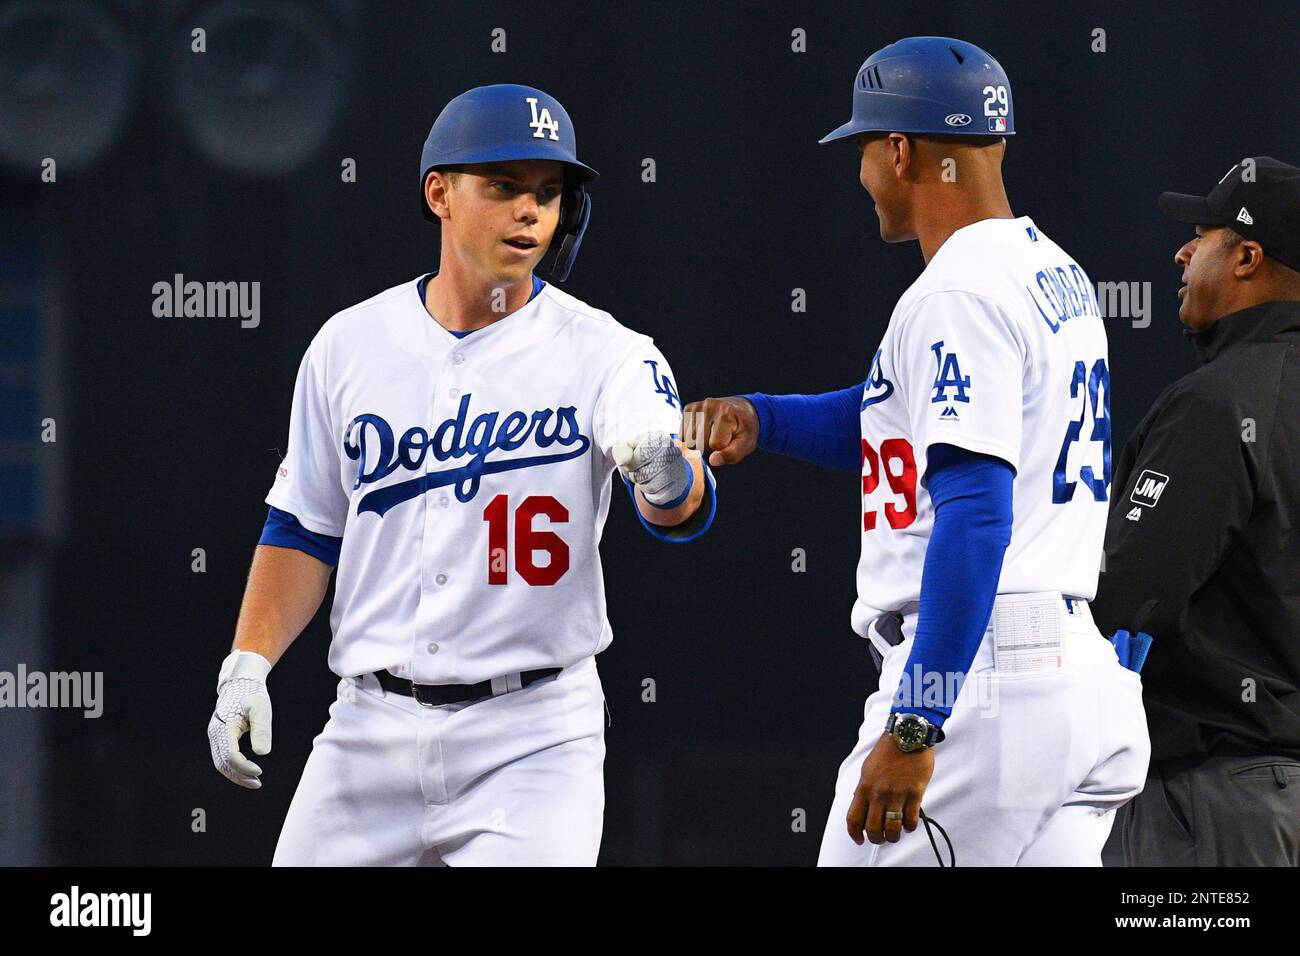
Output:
[862, 438, 918, 531]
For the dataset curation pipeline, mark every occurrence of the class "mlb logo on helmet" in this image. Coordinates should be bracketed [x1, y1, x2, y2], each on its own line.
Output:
[988, 116, 1007, 133]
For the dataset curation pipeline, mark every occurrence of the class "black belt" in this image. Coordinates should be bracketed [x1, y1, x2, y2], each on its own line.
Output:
[374, 667, 561, 707]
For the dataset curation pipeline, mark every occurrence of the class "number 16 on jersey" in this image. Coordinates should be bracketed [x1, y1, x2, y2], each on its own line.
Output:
[483, 494, 571, 585]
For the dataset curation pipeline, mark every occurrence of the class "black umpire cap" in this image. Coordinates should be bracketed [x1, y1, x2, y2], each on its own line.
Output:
[1159, 156, 1300, 273]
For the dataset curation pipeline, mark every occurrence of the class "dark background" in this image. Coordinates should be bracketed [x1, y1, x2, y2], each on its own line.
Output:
[2, 0, 1297, 865]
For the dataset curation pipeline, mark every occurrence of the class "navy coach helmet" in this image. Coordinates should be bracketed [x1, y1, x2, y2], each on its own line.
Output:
[419, 84, 599, 281]
[820, 37, 1015, 143]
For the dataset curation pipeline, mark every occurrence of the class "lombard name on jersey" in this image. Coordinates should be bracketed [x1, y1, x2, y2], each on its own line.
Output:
[851, 217, 1111, 637]
[267, 278, 683, 684]
[1025, 258, 1102, 333]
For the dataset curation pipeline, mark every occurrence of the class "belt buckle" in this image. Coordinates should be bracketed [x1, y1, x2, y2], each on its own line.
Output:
[410, 680, 439, 708]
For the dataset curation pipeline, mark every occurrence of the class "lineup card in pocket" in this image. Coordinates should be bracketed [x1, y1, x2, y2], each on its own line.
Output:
[992, 594, 1064, 674]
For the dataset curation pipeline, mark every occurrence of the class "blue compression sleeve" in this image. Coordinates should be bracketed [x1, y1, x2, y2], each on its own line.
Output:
[739, 381, 864, 471]
[259, 506, 343, 566]
[890, 444, 1014, 729]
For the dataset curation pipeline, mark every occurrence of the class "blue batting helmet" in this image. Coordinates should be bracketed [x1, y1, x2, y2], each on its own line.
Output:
[419, 84, 599, 281]
[819, 37, 1015, 144]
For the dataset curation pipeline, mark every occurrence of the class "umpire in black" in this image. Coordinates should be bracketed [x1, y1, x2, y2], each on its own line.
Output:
[1094, 157, 1300, 865]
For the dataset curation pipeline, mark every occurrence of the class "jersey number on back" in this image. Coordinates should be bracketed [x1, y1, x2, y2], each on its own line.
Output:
[862, 438, 918, 531]
[483, 494, 570, 585]
[1052, 357, 1111, 503]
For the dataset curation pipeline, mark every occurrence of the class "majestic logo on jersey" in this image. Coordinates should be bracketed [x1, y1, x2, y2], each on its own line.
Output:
[526, 97, 560, 140]
[1129, 469, 1169, 508]
[343, 395, 590, 516]
[643, 359, 680, 410]
[861, 349, 895, 409]
[929, 341, 971, 404]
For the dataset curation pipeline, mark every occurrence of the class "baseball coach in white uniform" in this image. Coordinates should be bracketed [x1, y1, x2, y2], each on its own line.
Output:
[683, 39, 1150, 866]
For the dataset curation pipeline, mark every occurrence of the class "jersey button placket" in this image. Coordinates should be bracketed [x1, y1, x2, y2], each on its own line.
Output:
[416, 349, 451, 680]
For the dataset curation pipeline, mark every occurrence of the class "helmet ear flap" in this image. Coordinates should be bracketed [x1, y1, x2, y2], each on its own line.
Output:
[548, 185, 591, 282]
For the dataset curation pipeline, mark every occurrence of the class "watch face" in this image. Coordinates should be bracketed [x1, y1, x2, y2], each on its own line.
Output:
[893, 715, 929, 751]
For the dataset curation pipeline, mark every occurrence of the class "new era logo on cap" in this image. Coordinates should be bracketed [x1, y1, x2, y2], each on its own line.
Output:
[1159, 156, 1300, 273]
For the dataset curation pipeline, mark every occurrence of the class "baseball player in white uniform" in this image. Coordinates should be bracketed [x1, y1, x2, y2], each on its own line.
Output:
[206, 84, 715, 866]
[684, 38, 1150, 865]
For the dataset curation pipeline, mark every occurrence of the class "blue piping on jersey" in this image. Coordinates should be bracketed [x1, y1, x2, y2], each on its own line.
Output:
[416, 272, 545, 338]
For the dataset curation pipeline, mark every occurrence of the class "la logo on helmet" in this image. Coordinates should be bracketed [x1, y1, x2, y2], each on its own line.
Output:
[527, 97, 560, 140]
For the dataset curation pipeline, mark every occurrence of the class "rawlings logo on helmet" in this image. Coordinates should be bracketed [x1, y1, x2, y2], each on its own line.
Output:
[944, 113, 972, 127]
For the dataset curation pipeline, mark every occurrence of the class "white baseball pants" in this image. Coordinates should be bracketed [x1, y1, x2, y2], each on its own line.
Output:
[272, 655, 606, 866]
[818, 594, 1150, 866]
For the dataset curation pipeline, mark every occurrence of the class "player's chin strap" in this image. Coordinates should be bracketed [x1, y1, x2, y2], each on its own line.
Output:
[920, 809, 955, 867]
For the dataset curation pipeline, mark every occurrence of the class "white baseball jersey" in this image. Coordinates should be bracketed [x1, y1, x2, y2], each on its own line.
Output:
[266, 276, 706, 684]
[851, 216, 1110, 636]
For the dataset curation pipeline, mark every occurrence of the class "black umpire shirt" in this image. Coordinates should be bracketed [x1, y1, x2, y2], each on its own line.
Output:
[1092, 300, 1300, 764]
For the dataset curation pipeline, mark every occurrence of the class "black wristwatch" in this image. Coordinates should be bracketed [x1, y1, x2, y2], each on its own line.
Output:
[885, 712, 945, 752]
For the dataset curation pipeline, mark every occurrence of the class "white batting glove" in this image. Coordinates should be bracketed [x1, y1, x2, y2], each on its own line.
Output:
[207, 650, 273, 790]
[613, 430, 691, 506]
